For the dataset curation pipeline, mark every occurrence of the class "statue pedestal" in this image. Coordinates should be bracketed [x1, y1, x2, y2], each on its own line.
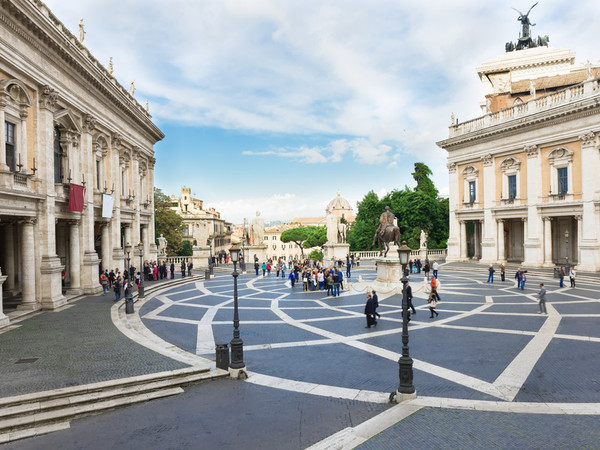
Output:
[324, 243, 350, 262]
[192, 246, 211, 268]
[0, 275, 9, 328]
[246, 245, 268, 264]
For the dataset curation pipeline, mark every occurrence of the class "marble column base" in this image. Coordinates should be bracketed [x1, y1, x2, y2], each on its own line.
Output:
[324, 243, 350, 261]
[40, 255, 66, 310]
[81, 251, 102, 295]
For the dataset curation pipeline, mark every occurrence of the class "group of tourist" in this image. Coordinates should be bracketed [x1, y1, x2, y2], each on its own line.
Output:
[486, 263, 576, 289]
[99, 258, 197, 302]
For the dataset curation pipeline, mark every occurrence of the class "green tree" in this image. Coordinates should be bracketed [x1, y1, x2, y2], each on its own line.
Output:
[347, 191, 383, 251]
[412, 162, 438, 198]
[280, 227, 310, 257]
[179, 240, 193, 256]
[304, 226, 327, 249]
[308, 249, 324, 261]
[154, 187, 185, 255]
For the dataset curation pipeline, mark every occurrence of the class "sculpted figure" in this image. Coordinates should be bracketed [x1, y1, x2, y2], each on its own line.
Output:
[372, 206, 401, 257]
[512, 2, 537, 39]
[157, 234, 167, 254]
[78, 18, 85, 43]
[420, 230, 427, 249]
[252, 211, 264, 245]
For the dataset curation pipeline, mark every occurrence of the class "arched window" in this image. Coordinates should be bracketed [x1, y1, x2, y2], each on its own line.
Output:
[54, 126, 63, 183]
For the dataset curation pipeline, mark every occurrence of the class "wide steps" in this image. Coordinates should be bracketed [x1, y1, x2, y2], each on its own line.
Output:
[0, 366, 228, 443]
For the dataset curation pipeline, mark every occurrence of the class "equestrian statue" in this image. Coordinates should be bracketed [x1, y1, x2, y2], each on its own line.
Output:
[372, 206, 401, 257]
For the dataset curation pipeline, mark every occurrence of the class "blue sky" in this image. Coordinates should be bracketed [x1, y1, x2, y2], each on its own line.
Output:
[44, 0, 599, 223]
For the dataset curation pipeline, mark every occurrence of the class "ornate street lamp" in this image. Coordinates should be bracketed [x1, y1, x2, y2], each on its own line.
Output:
[125, 242, 132, 278]
[228, 243, 246, 378]
[565, 230, 569, 270]
[390, 240, 415, 401]
[207, 237, 214, 275]
[138, 241, 144, 299]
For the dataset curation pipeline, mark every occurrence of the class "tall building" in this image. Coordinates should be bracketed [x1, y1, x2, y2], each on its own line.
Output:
[0, 0, 163, 326]
[438, 25, 600, 270]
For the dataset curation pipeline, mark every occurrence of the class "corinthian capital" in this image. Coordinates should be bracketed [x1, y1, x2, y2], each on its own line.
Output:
[39, 85, 58, 110]
[82, 114, 97, 134]
[524, 144, 539, 158]
[579, 132, 597, 147]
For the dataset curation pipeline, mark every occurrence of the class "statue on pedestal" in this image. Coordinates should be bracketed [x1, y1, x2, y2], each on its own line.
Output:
[251, 211, 264, 246]
[372, 206, 401, 257]
[420, 230, 428, 249]
[157, 234, 167, 255]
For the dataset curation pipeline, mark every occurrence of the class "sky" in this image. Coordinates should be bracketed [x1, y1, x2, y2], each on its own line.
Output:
[43, 0, 600, 224]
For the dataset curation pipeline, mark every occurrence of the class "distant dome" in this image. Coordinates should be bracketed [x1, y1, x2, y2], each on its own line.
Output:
[326, 191, 353, 216]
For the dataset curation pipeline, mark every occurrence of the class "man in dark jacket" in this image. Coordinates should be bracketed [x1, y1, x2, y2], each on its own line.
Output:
[371, 290, 381, 318]
[364, 293, 377, 328]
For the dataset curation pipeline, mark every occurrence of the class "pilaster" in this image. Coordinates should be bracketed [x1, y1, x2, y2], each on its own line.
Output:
[480, 155, 496, 263]
[578, 132, 599, 270]
[445, 162, 461, 261]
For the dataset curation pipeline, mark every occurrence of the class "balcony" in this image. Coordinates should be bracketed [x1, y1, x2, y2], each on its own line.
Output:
[448, 78, 600, 139]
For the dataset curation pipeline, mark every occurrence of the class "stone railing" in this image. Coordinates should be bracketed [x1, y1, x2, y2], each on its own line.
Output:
[350, 249, 447, 260]
[449, 77, 600, 138]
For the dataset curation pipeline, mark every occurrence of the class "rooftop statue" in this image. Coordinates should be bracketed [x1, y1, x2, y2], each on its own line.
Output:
[505, 2, 548, 52]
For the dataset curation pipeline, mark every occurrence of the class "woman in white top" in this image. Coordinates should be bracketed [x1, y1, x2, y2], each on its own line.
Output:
[569, 267, 576, 288]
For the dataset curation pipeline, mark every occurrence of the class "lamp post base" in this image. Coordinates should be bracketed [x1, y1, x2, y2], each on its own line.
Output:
[389, 390, 417, 403]
[228, 366, 248, 379]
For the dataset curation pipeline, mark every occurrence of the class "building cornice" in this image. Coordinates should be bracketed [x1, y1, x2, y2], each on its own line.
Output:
[438, 94, 600, 151]
[0, 0, 164, 143]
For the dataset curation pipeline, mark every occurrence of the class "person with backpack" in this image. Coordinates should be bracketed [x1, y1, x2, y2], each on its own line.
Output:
[100, 272, 109, 296]
[428, 291, 439, 318]
[113, 276, 122, 302]
[487, 264, 495, 283]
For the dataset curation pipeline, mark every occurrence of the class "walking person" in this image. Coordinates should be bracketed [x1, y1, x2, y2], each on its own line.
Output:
[364, 293, 377, 328]
[569, 267, 576, 288]
[288, 270, 296, 288]
[371, 290, 381, 318]
[427, 291, 439, 318]
[100, 271, 109, 296]
[537, 283, 548, 314]
[487, 264, 495, 283]
[423, 261, 430, 281]
[500, 263, 506, 282]
[333, 270, 340, 297]
[262, 262, 266, 277]
[559, 266, 565, 288]
[170, 261, 175, 280]
[432, 260, 439, 279]
[113, 276, 122, 302]
[181, 261, 186, 278]
[405, 281, 416, 315]
[326, 273, 334, 296]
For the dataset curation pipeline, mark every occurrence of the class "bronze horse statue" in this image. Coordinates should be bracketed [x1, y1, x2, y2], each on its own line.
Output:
[372, 226, 401, 257]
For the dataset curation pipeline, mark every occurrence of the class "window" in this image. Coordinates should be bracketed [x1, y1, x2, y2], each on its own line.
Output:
[508, 175, 517, 199]
[558, 167, 568, 194]
[5, 121, 16, 172]
[96, 160, 101, 190]
[53, 126, 63, 183]
[469, 181, 476, 203]
[264, 236, 268, 241]
[272, 236, 276, 240]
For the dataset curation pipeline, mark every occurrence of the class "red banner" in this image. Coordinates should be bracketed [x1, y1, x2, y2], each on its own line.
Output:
[68, 183, 86, 212]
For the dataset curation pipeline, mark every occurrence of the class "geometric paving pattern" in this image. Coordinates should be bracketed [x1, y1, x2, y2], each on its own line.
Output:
[140, 266, 600, 408]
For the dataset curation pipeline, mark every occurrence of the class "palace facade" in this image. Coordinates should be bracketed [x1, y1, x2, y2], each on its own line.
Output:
[438, 46, 600, 270]
[0, 0, 162, 326]
[169, 187, 233, 257]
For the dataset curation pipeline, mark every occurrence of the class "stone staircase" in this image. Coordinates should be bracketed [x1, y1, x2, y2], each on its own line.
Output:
[0, 366, 228, 444]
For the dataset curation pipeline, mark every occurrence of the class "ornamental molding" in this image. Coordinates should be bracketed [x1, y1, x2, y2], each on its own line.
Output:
[482, 154, 493, 166]
[447, 162, 457, 173]
[111, 133, 122, 148]
[462, 165, 479, 179]
[500, 156, 521, 172]
[547, 147, 573, 164]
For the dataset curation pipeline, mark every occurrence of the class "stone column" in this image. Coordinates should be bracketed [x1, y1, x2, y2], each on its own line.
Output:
[141, 225, 148, 259]
[68, 220, 81, 294]
[481, 154, 496, 263]
[497, 219, 505, 262]
[100, 221, 111, 272]
[111, 135, 124, 270]
[578, 132, 599, 270]
[0, 273, 8, 328]
[38, 86, 65, 309]
[474, 221, 481, 260]
[576, 215, 583, 267]
[543, 217, 553, 267]
[0, 101, 6, 170]
[460, 221, 467, 260]
[3, 222, 16, 293]
[18, 219, 39, 311]
[80, 115, 101, 294]
[524, 144, 543, 267]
